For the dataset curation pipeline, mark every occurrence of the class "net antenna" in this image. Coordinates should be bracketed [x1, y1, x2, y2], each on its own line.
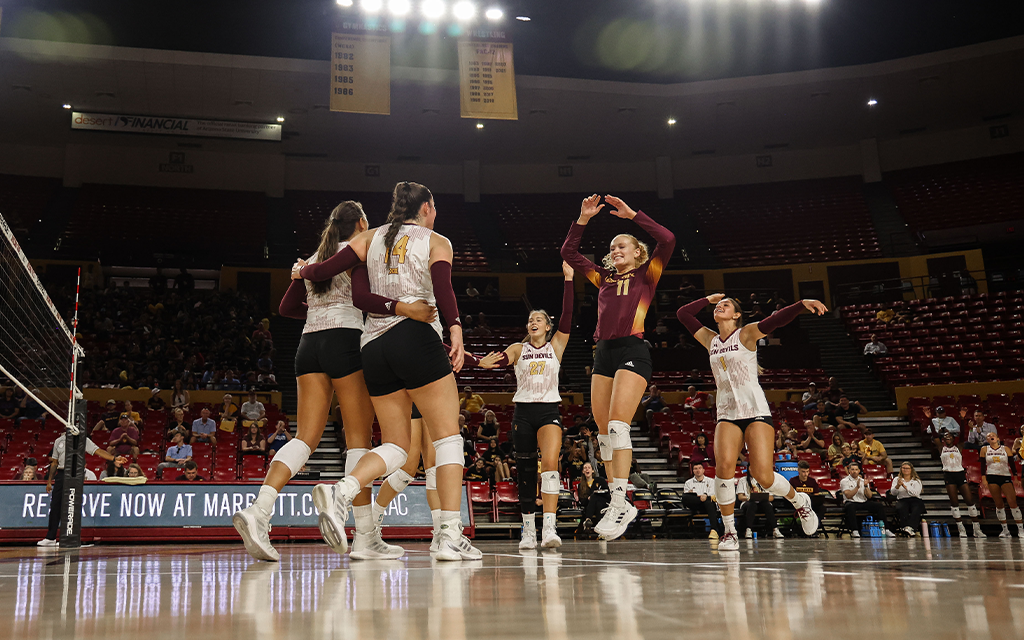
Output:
[0, 213, 84, 434]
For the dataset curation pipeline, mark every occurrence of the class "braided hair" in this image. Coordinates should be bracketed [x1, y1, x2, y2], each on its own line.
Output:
[385, 181, 433, 251]
[310, 201, 366, 295]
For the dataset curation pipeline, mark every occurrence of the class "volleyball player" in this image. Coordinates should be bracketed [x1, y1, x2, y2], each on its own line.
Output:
[477, 261, 575, 549]
[299, 181, 481, 561]
[232, 201, 433, 562]
[979, 432, 1024, 538]
[939, 431, 983, 537]
[676, 294, 824, 551]
[560, 195, 675, 541]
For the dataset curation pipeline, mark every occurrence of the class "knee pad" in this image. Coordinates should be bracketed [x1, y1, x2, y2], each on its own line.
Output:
[512, 423, 538, 457]
[608, 420, 632, 451]
[274, 439, 311, 476]
[766, 472, 793, 498]
[541, 470, 561, 496]
[386, 468, 414, 494]
[373, 443, 408, 476]
[951, 506, 961, 519]
[433, 435, 464, 468]
[967, 505, 979, 518]
[598, 434, 612, 462]
[715, 477, 736, 507]
[345, 447, 369, 477]
[425, 466, 437, 491]
[996, 508, 1007, 522]
[1012, 508, 1023, 521]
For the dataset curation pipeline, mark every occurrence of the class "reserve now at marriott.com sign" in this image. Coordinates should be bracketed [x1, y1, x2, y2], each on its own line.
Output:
[71, 112, 282, 141]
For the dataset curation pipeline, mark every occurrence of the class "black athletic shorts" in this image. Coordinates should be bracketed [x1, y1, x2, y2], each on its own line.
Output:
[294, 328, 362, 379]
[513, 403, 563, 433]
[411, 404, 421, 420]
[987, 474, 1012, 486]
[719, 416, 775, 432]
[361, 320, 453, 397]
[593, 336, 653, 383]
[944, 470, 967, 486]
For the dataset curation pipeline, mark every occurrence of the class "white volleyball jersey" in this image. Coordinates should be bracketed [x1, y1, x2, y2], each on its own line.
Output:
[709, 329, 771, 422]
[985, 446, 1011, 476]
[513, 341, 562, 404]
[302, 241, 364, 334]
[361, 224, 443, 347]
[940, 446, 964, 473]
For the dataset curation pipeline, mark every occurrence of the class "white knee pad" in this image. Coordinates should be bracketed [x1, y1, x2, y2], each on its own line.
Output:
[425, 466, 437, 491]
[996, 508, 1007, 522]
[715, 477, 736, 507]
[1012, 508, 1023, 521]
[967, 504, 979, 518]
[767, 472, 793, 498]
[373, 443, 408, 476]
[386, 468, 414, 494]
[274, 439, 311, 476]
[608, 420, 632, 451]
[598, 434, 612, 462]
[951, 507, 961, 519]
[345, 447, 369, 477]
[541, 471, 561, 496]
[433, 435, 464, 468]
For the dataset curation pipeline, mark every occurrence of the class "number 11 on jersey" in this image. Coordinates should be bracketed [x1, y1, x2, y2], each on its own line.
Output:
[616, 279, 630, 296]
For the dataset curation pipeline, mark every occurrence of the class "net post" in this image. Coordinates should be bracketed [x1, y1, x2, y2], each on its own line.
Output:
[58, 398, 88, 549]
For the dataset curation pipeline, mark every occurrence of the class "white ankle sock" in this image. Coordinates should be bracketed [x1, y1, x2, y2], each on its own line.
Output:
[440, 510, 460, 526]
[353, 504, 374, 534]
[372, 500, 386, 528]
[610, 479, 627, 508]
[522, 512, 536, 528]
[543, 512, 556, 529]
[255, 485, 278, 515]
[431, 509, 441, 532]
[723, 514, 736, 534]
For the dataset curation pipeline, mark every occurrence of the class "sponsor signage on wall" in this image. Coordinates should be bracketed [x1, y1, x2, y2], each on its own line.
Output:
[71, 112, 283, 141]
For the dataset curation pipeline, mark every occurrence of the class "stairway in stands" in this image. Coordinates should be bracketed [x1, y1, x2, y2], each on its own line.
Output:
[863, 182, 919, 257]
[800, 314, 895, 411]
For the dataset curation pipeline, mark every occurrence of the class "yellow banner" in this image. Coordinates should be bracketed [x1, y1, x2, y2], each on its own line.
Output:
[330, 32, 391, 115]
[458, 40, 518, 121]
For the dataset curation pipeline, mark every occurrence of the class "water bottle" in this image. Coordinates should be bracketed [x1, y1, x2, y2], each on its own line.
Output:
[873, 520, 882, 538]
[942, 523, 950, 537]
[752, 531, 758, 540]
[922, 520, 930, 538]
[862, 517, 872, 538]
[930, 522, 941, 538]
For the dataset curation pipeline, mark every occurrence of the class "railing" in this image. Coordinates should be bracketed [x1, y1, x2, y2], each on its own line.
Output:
[831, 269, 990, 308]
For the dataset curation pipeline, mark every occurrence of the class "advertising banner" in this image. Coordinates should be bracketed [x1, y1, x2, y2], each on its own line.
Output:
[71, 112, 282, 141]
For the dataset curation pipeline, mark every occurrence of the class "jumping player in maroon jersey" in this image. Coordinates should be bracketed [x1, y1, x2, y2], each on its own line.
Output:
[560, 194, 675, 540]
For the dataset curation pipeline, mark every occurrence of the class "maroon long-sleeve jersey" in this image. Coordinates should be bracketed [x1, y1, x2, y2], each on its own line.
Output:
[560, 211, 675, 341]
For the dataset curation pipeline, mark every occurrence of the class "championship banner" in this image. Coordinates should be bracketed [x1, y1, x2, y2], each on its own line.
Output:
[457, 39, 518, 120]
[71, 112, 282, 141]
[330, 32, 391, 115]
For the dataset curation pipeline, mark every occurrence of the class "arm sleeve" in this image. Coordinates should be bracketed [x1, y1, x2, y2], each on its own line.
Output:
[558, 280, 574, 334]
[560, 221, 607, 288]
[632, 211, 676, 284]
[443, 343, 480, 368]
[278, 280, 308, 319]
[429, 261, 461, 330]
[350, 264, 399, 316]
[757, 301, 806, 334]
[675, 298, 709, 335]
[298, 245, 361, 282]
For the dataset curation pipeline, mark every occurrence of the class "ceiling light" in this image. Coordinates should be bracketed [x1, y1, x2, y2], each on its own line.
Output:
[485, 7, 503, 20]
[337, 0, 354, 6]
[361, 0, 383, 11]
[276, 116, 285, 123]
[867, 99, 878, 106]
[515, 15, 530, 21]
[388, 0, 411, 15]
[422, 0, 446, 18]
[476, 123, 484, 129]
[667, 118, 677, 125]
[452, 1, 476, 21]
[62, 103, 72, 109]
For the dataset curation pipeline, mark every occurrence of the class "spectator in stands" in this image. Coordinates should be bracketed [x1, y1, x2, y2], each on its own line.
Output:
[240, 389, 266, 428]
[690, 432, 715, 469]
[827, 433, 846, 469]
[176, 460, 205, 481]
[673, 333, 694, 350]
[789, 461, 826, 535]
[824, 377, 844, 406]
[863, 334, 888, 360]
[681, 462, 722, 537]
[775, 421, 800, 458]
[476, 312, 492, 335]
[798, 418, 827, 456]
[460, 386, 486, 414]
[484, 282, 498, 299]
[0, 388, 20, 420]
[241, 423, 267, 455]
[20, 458, 38, 481]
[481, 440, 511, 482]
[156, 433, 192, 479]
[963, 409, 997, 451]
[747, 304, 766, 323]
[18, 389, 45, 423]
[683, 386, 710, 414]
[92, 399, 119, 437]
[858, 429, 893, 475]
[267, 419, 291, 458]
[252, 321, 273, 346]
[173, 267, 194, 293]
[464, 458, 491, 483]
[258, 370, 278, 390]
[107, 413, 140, 461]
[127, 463, 146, 479]
[830, 396, 867, 433]
[100, 455, 129, 480]
[171, 379, 190, 412]
[924, 406, 960, 450]
[476, 410, 500, 445]
[840, 443, 862, 470]
[802, 382, 822, 412]
[641, 384, 671, 427]
[890, 461, 925, 535]
[465, 282, 480, 298]
[840, 462, 892, 538]
[736, 472, 784, 539]
[256, 350, 274, 376]
[147, 388, 166, 412]
[578, 462, 610, 529]
[166, 407, 190, 442]
[876, 308, 895, 324]
[190, 408, 218, 448]
[217, 393, 238, 431]
[564, 442, 586, 481]
[628, 458, 655, 491]
[219, 369, 242, 391]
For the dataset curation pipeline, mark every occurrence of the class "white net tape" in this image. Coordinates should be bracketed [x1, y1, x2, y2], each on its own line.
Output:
[0, 213, 82, 429]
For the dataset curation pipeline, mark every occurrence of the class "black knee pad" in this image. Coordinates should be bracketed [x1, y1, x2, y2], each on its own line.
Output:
[512, 422, 538, 457]
[516, 454, 539, 513]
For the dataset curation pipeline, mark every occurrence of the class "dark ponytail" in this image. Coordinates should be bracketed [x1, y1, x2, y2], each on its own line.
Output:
[385, 181, 433, 251]
[310, 201, 366, 295]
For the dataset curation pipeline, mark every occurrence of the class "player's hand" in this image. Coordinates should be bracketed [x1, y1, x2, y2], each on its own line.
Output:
[579, 194, 602, 222]
[706, 293, 726, 304]
[397, 299, 437, 323]
[802, 299, 828, 315]
[604, 195, 636, 219]
[478, 352, 505, 369]
[699, 494, 707, 502]
[562, 261, 574, 281]
[448, 326, 465, 373]
[291, 259, 308, 280]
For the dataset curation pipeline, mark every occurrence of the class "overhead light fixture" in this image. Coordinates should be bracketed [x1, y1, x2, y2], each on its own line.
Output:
[422, 0, 446, 18]
[361, 0, 384, 11]
[337, 0, 354, 6]
[62, 103, 72, 109]
[667, 118, 677, 125]
[867, 98, 878, 106]
[476, 122, 484, 129]
[515, 15, 530, 22]
[485, 7, 503, 20]
[388, 0, 411, 15]
[452, 1, 476, 21]
[276, 116, 285, 123]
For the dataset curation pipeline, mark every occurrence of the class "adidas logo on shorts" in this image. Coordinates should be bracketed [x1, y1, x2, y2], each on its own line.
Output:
[625, 361, 634, 367]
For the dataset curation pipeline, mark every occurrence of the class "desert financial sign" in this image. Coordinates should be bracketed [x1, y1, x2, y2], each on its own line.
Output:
[71, 112, 282, 141]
